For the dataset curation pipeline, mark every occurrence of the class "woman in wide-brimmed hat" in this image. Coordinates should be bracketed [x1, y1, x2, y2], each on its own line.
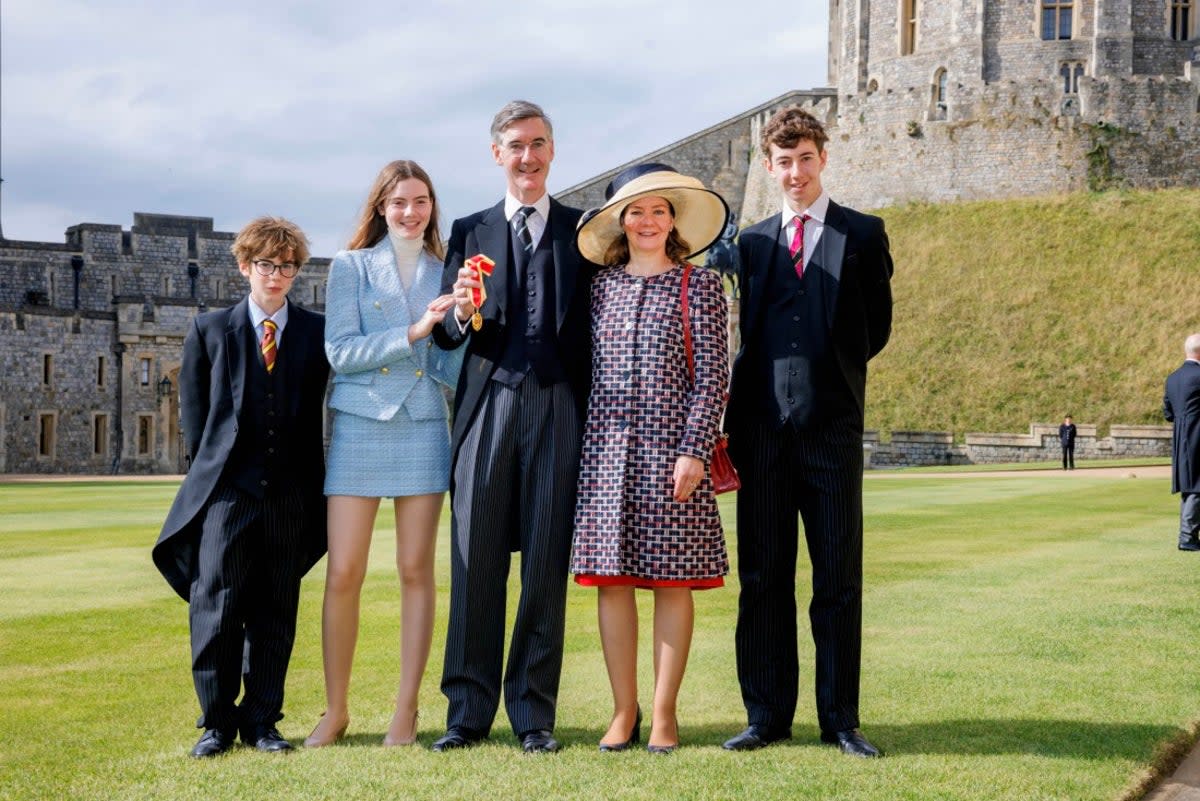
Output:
[571, 163, 730, 754]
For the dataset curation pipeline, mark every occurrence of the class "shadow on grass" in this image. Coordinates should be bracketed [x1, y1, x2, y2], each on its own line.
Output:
[318, 719, 1183, 760]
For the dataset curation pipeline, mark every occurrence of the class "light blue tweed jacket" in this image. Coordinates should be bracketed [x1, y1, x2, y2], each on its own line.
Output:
[325, 238, 462, 421]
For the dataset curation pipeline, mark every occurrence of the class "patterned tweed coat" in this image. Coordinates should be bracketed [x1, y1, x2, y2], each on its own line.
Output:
[571, 264, 730, 582]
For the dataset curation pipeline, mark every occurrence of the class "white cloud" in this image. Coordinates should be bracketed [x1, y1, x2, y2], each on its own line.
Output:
[1, 0, 829, 255]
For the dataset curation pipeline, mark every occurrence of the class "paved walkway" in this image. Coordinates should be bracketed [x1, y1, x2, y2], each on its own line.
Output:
[1145, 745, 1200, 801]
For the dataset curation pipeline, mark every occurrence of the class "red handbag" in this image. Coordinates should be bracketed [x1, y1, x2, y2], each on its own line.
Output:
[681, 265, 741, 495]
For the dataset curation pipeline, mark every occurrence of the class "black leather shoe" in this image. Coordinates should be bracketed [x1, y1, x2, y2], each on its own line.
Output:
[599, 707, 642, 752]
[520, 729, 560, 753]
[722, 724, 791, 751]
[243, 725, 293, 753]
[821, 727, 882, 758]
[430, 726, 485, 752]
[190, 728, 237, 758]
[1179, 535, 1200, 551]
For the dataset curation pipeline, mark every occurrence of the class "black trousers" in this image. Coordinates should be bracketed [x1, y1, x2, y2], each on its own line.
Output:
[731, 419, 864, 734]
[189, 483, 305, 732]
[1180, 493, 1200, 546]
[441, 377, 580, 736]
[1061, 443, 1075, 470]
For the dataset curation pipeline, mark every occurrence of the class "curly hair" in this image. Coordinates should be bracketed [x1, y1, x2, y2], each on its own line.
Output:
[231, 216, 310, 267]
[760, 106, 829, 157]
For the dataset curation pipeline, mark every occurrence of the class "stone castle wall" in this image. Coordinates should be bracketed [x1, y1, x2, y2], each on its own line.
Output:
[0, 214, 330, 475]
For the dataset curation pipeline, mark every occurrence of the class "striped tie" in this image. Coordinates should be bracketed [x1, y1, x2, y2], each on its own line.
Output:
[513, 206, 535, 255]
[789, 213, 811, 279]
[261, 319, 277, 373]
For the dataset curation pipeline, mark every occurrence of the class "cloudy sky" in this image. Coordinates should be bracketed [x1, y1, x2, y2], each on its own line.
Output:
[1, 0, 828, 258]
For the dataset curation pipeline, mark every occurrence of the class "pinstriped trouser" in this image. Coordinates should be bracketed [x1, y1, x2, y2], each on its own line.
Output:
[441, 377, 581, 737]
[189, 482, 305, 732]
[731, 420, 864, 734]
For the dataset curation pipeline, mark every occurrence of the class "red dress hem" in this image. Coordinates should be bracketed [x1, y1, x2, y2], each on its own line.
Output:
[574, 574, 724, 590]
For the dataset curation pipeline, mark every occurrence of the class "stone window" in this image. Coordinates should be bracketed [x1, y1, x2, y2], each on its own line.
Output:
[900, 0, 918, 55]
[139, 357, 152, 386]
[97, 355, 107, 389]
[111, 274, 120, 297]
[162, 276, 171, 295]
[312, 284, 320, 306]
[1059, 61, 1085, 93]
[1042, 1, 1074, 40]
[930, 68, 948, 120]
[38, 413, 56, 459]
[215, 278, 224, 299]
[42, 353, 53, 387]
[137, 414, 154, 456]
[93, 413, 109, 457]
[1171, 0, 1195, 41]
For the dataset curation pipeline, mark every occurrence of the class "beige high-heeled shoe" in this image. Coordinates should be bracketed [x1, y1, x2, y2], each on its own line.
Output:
[382, 709, 419, 747]
[304, 711, 349, 748]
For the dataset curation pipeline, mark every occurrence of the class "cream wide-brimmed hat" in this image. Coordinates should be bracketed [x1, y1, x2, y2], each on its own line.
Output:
[574, 163, 730, 265]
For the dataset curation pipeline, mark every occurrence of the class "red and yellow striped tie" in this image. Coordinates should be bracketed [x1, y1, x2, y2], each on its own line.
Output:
[261, 319, 277, 373]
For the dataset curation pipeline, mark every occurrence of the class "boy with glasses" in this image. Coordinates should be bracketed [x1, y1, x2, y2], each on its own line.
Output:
[154, 216, 330, 757]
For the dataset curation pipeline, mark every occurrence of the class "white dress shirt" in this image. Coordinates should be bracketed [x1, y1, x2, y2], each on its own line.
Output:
[504, 192, 551, 250]
[779, 191, 831, 270]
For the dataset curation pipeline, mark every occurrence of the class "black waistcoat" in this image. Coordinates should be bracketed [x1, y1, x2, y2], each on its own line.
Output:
[761, 248, 856, 430]
[493, 225, 566, 387]
[224, 331, 300, 498]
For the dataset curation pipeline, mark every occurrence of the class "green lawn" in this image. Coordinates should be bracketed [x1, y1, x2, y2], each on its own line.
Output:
[1, 475, 1195, 801]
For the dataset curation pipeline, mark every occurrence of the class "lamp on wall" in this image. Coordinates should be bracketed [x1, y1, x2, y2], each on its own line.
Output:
[157, 375, 172, 401]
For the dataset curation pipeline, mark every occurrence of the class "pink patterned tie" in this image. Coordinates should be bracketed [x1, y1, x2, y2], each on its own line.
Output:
[789, 213, 811, 279]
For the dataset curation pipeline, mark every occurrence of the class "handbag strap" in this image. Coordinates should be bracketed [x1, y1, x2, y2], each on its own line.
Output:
[681, 263, 694, 385]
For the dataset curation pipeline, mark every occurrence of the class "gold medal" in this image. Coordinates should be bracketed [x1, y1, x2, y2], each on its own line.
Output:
[471, 311, 483, 331]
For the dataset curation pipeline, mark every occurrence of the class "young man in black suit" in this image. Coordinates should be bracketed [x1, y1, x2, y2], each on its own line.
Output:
[430, 100, 591, 754]
[723, 106, 893, 758]
[153, 217, 330, 758]
[1059, 415, 1077, 470]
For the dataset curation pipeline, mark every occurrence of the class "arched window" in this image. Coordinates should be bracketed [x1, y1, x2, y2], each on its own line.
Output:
[1042, 1, 1074, 40]
[930, 68, 948, 120]
[901, 0, 918, 54]
[1059, 61, 1085, 93]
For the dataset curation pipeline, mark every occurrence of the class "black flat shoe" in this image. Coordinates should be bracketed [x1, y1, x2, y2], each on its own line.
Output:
[646, 742, 677, 755]
[722, 724, 791, 751]
[190, 728, 237, 758]
[520, 729, 560, 753]
[599, 707, 642, 752]
[430, 726, 485, 752]
[820, 727, 882, 758]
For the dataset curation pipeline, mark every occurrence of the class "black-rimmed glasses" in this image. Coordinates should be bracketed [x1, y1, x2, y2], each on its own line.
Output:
[252, 259, 300, 278]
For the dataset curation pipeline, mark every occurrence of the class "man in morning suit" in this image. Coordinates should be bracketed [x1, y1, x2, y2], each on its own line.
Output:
[723, 107, 893, 758]
[153, 217, 330, 757]
[430, 100, 590, 753]
[1163, 333, 1200, 551]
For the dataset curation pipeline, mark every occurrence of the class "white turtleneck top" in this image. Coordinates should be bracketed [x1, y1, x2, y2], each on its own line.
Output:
[388, 229, 425, 292]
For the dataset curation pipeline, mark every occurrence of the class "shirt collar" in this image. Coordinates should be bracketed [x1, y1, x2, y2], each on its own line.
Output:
[247, 296, 288, 331]
[779, 191, 831, 228]
[505, 192, 551, 223]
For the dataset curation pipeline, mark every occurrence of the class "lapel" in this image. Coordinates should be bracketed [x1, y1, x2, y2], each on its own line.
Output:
[365, 238, 415, 329]
[473, 201, 510, 326]
[224, 297, 253, 417]
[814, 200, 848, 331]
[548, 198, 577, 333]
[744, 213, 783, 332]
[279, 304, 307, 417]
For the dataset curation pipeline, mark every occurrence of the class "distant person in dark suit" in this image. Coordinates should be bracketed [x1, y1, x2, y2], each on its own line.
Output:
[1163, 333, 1200, 552]
[723, 106, 892, 758]
[153, 217, 330, 758]
[1058, 415, 1077, 470]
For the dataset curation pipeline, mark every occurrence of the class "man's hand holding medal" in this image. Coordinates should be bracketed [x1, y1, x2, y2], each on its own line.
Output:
[453, 254, 495, 331]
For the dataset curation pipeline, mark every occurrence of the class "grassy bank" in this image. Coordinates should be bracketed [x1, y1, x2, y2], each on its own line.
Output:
[868, 188, 1200, 436]
[1, 475, 1195, 800]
